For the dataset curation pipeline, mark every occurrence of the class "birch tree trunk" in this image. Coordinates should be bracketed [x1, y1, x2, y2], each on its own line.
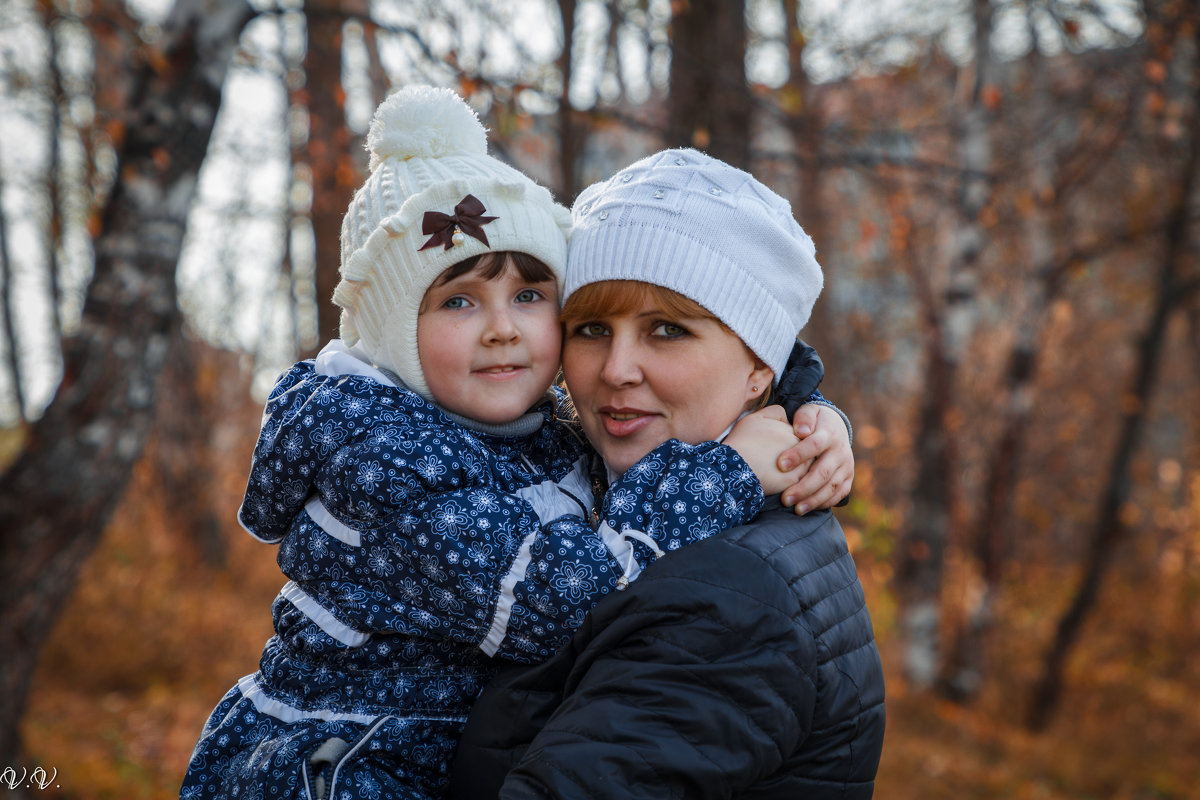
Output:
[896, 0, 994, 691]
[940, 34, 1059, 701]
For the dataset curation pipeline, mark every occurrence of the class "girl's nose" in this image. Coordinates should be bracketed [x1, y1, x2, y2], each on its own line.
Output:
[483, 307, 519, 344]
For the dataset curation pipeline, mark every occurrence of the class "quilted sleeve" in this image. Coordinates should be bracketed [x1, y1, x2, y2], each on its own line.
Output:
[238, 365, 378, 543]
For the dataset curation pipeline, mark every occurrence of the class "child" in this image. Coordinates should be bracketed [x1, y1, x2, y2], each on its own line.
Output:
[181, 87, 847, 800]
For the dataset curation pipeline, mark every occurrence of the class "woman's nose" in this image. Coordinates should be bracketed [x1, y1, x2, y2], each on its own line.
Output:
[599, 338, 642, 386]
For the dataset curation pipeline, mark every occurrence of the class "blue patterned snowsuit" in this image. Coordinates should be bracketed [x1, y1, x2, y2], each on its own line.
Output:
[181, 341, 767, 800]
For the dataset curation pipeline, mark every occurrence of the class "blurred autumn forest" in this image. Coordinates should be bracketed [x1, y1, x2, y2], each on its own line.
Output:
[0, 0, 1197, 796]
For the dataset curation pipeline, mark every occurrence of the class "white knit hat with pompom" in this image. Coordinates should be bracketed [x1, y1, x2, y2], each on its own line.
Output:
[333, 86, 571, 400]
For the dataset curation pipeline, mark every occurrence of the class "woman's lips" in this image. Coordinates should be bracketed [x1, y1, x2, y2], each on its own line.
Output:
[598, 408, 658, 438]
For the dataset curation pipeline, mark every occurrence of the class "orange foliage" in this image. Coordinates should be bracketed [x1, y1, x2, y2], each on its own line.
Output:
[980, 85, 1002, 111]
[862, 550, 1200, 800]
[22, 401, 280, 799]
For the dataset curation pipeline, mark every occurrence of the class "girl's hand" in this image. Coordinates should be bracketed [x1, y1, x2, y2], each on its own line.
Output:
[724, 406, 806, 496]
[776, 403, 854, 514]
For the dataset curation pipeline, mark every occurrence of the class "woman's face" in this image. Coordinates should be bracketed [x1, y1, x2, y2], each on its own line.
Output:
[562, 292, 774, 474]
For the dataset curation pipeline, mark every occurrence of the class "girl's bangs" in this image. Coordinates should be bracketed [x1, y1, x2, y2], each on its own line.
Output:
[435, 251, 556, 285]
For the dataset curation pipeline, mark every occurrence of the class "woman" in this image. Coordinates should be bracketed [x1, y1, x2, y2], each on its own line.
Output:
[449, 149, 885, 799]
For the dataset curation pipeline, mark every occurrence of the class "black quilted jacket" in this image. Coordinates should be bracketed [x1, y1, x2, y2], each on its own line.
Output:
[448, 500, 886, 799]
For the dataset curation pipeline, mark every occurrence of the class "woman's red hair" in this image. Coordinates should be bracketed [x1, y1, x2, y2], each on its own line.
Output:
[560, 280, 726, 331]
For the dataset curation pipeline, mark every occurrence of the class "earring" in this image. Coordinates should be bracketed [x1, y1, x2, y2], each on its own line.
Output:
[751, 385, 759, 392]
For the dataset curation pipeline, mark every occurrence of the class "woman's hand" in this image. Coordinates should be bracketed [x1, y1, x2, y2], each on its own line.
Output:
[777, 403, 854, 514]
[724, 406, 806, 496]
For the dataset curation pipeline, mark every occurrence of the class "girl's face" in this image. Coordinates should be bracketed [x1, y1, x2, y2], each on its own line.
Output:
[562, 291, 773, 474]
[417, 258, 561, 425]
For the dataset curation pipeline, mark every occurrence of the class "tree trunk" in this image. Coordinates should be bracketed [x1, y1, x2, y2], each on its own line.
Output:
[667, 0, 750, 169]
[151, 329, 245, 567]
[556, 0, 581, 200]
[898, 0, 993, 693]
[895, 336, 955, 688]
[781, 0, 833, 352]
[42, 0, 66, 347]
[0, 154, 24, 420]
[940, 36, 1062, 700]
[304, 0, 363, 350]
[0, 0, 252, 762]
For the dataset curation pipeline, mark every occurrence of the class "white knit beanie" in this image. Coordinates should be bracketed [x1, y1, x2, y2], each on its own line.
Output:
[333, 86, 572, 399]
[565, 148, 823, 383]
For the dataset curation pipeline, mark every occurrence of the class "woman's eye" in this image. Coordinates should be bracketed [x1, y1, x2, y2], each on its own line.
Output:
[515, 289, 543, 303]
[651, 322, 687, 337]
[572, 322, 609, 337]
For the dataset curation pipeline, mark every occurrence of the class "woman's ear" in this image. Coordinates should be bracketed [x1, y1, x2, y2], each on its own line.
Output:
[744, 359, 775, 408]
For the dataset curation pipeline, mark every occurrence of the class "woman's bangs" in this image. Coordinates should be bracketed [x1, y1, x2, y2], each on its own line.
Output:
[561, 281, 716, 324]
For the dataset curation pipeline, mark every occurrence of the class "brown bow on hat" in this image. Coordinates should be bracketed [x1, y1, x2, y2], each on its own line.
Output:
[419, 195, 498, 251]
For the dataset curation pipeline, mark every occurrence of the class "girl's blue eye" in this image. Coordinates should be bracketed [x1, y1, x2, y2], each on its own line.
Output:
[515, 289, 542, 303]
[443, 297, 467, 309]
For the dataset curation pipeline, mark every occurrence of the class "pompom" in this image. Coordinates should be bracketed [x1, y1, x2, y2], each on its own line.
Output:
[367, 86, 488, 171]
